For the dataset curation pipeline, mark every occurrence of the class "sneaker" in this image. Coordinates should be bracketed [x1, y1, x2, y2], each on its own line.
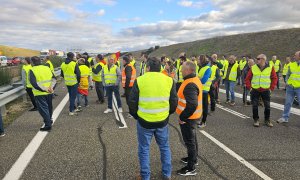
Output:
[177, 166, 197, 176]
[225, 100, 230, 104]
[104, 109, 113, 113]
[0, 132, 6, 137]
[84, 104, 89, 107]
[180, 157, 198, 165]
[74, 108, 81, 112]
[197, 122, 206, 128]
[276, 118, 288, 124]
[29, 107, 38, 111]
[69, 112, 78, 116]
[100, 100, 105, 104]
[265, 121, 273, 127]
[40, 126, 51, 131]
[118, 108, 123, 113]
[78, 105, 82, 109]
[253, 120, 260, 127]
[230, 101, 235, 106]
[127, 114, 133, 118]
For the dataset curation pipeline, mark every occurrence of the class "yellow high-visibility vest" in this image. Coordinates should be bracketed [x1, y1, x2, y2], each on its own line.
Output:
[103, 65, 117, 84]
[31, 65, 53, 96]
[198, 66, 212, 91]
[287, 62, 300, 88]
[269, 60, 281, 72]
[92, 62, 104, 82]
[61, 61, 77, 86]
[22, 64, 33, 88]
[251, 64, 272, 89]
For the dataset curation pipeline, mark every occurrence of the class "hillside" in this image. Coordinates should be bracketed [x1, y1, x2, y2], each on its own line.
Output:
[146, 28, 300, 60]
[0, 45, 39, 57]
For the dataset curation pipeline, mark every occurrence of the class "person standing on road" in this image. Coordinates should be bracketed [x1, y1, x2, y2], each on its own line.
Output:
[245, 54, 277, 127]
[29, 56, 56, 131]
[277, 51, 300, 124]
[77, 58, 90, 109]
[176, 61, 202, 176]
[162, 61, 178, 82]
[128, 57, 177, 180]
[121, 56, 136, 118]
[223, 55, 240, 106]
[92, 54, 106, 104]
[0, 113, 5, 137]
[61, 52, 81, 116]
[102, 56, 122, 113]
[128, 53, 137, 69]
[22, 57, 38, 111]
[269, 55, 282, 89]
[242, 59, 255, 105]
[282, 56, 291, 90]
[197, 55, 211, 128]
[176, 53, 188, 92]
[238, 56, 247, 85]
[45, 56, 54, 73]
[139, 53, 148, 76]
[211, 54, 223, 104]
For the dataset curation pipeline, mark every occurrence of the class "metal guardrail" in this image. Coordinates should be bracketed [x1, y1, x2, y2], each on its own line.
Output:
[0, 68, 61, 116]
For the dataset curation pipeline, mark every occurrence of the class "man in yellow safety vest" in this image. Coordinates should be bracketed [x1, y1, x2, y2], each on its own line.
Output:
[269, 55, 281, 89]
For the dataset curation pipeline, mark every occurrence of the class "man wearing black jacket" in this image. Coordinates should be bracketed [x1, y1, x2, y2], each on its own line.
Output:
[128, 57, 177, 180]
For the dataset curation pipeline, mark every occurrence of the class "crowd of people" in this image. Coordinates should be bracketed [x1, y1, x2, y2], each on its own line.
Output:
[0, 49, 299, 179]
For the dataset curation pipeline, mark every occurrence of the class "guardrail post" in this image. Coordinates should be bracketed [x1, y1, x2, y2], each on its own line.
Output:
[0, 105, 6, 117]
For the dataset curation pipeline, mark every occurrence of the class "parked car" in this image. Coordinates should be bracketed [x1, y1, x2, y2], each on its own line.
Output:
[7, 57, 21, 66]
[0, 56, 8, 66]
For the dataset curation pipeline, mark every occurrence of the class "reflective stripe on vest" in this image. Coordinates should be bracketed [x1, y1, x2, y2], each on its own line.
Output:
[176, 77, 203, 119]
[269, 60, 280, 72]
[287, 62, 300, 88]
[31, 65, 53, 96]
[198, 65, 212, 91]
[61, 61, 77, 86]
[92, 62, 104, 82]
[251, 64, 272, 89]
[122, 63, 136, 88]
[103, 65, 117, 84]
[137, 72, 173, 122]
[22, 64, 33, 88]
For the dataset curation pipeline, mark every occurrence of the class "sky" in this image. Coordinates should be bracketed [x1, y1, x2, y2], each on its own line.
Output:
[0, 0, 300, 53]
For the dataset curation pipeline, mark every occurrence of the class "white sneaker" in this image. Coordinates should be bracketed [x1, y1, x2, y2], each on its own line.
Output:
[69, 112, 78, 116]
[104, 109, 113, 113]
[276, 118, 288, 124]
[0, 133, 6, 137]
[118, 108, 123, 113]
[75, 108, 81, 112]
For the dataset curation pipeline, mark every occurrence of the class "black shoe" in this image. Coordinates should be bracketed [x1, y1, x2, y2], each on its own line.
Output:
[40, 126, 51, 131]
[177, 166, 197, 176]
[100, 100, 105, 104]
[29, 107, 38, 111]
[180, 157, 198, 165]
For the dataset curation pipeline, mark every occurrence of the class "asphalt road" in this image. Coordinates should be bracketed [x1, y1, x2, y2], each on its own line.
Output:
[0, 79, 299, 180]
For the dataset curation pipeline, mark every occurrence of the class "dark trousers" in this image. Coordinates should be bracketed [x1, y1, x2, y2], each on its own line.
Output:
[106, 86, 122, 109]
[26, 88, 37, 108]
[35, 94, 53, 128]
[180, 120, 198, 169]
[214, 80, 220, 101]
[0, 114, 4, 134]
[176, 82, 182, 92]
[276, 72, 280, 89]
[202, 93, 209, 123]
[209, 85, 216, 111]
[95, 81, 104, 102]
[243, 86, 249, 104]
[67, 84, 78, 112]
[251, 90, 271, 121]
[124, 87, 132, 106]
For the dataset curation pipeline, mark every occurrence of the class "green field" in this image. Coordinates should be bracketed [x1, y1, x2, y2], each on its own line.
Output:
[0, 45, 39, 57]
[131, 28, 300, 61]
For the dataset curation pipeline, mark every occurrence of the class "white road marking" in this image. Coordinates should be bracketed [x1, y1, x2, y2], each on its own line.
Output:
[216, 104, 250, 119]
[3, 94, 69, 180]
[200, 130, 273, 180]
[219, 88, 300, 116]
[112, 93, 127, 128]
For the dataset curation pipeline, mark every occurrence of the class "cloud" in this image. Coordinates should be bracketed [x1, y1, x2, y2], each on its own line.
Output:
[114, 17, 141, 23]
[97, 9, 105, 16]
[177, 0, 204, 8]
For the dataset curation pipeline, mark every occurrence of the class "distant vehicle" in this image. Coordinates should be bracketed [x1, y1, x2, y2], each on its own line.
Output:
[40, 49, 56, 59]
[0, 56, 8, 66]
[7, 57, 21, 66]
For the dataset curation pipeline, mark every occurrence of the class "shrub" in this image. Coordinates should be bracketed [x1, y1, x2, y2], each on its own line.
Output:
[49, 55, 64, 68]
[0, 67, 12, 86]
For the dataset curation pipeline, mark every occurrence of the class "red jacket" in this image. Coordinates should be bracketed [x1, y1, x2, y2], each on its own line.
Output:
[245, 65, 278, 91]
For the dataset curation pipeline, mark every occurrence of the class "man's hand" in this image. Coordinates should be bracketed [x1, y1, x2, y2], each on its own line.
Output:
[47, 87, 54, 93]
[178, 119, 186, 124]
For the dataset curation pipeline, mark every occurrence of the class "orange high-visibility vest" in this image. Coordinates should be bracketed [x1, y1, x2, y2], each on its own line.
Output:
[122, 63, 136, 88]
[162, 69, 176, 79]
[176, 76, 203, 119]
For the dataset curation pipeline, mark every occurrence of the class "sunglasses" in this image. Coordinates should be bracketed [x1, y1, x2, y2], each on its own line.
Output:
[256, 58, 263, 60]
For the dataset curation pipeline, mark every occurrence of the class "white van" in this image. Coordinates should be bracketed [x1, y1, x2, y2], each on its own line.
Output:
[0, 56, 8, 66]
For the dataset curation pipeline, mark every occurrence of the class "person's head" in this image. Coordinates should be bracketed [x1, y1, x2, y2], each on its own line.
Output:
[228, 55, 236, 64]
[123, 56, 130, 65]
[286, 56, 291, 63]
[198, 55, 208, 65]
[96, 54, 103, 62]
[181, 61, 196, 78]
[45, 56, 50, 61]
[256, 54, 267, 67]
[141, 53, 148, 61]
[108, 55, 115, 65]
[83, 52, 89, 58]
[67, 52, 74, 60]
[295, 51, 300, 61]
[82, 55, 88, 61]
[78, 58, 85, 65]
[31, 56, 41, 66]
[165, 61, 174, 71]
[179, 52, 186, 58]
[272, 55, 277, 61]
[179, 56, 187, 64]
[146, 57, 161, 72]
[191, 55, 197, 61]
[24, 57, 31, 65]
[248, 59, 255, 67]
[76, 53, 82, 59]
[127, 53, 133, 60]
[211, 54, 218, 61]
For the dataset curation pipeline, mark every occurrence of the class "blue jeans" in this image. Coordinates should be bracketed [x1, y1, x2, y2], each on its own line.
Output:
[35, 94, 53, 128]
[282, 86, 300, 120]
[67, 84, 78, 112]
[0, 114, 4, 134]
[137, 122, 172, 180]
[105, 86, 122, 109]
[77, 93, 88, 106]
[224, 80, 235, 102]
